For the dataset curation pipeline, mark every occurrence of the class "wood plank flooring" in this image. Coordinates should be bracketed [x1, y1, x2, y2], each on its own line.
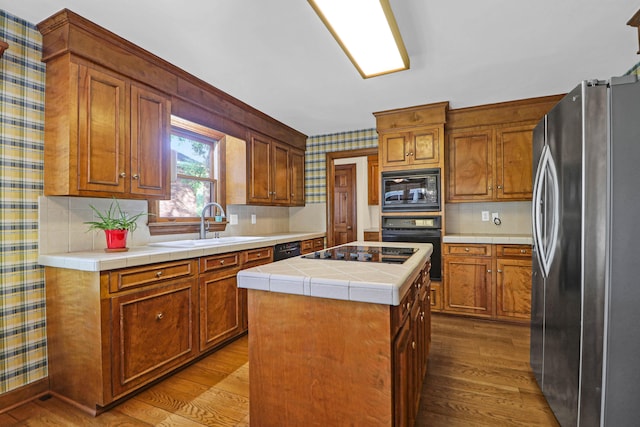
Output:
[2, 314, 559, 426]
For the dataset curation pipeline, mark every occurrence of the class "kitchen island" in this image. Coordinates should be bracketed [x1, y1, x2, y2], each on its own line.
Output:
[237, 241, 433, 427]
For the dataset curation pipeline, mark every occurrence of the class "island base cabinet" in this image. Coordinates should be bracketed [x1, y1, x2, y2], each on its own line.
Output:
[248, 290, 394, 426]
[111, 280, 197, 398]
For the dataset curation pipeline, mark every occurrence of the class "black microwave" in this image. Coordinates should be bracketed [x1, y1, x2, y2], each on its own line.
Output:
[381, 168, 441, 212]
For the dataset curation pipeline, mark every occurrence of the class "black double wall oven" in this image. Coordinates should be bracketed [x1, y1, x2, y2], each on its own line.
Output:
[380, 168, 442, 280]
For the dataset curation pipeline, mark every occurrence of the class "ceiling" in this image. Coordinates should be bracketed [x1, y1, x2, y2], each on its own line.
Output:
[1, 1, 638, 136]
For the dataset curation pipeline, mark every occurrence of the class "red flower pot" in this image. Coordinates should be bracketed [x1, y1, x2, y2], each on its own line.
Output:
[104, 229, 128, 250]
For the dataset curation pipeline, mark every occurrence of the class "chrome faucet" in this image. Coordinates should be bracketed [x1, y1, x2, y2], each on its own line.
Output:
[200, 202, 226, 239]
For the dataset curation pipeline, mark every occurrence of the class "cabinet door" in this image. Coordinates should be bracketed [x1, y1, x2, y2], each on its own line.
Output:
[130, 84, 170, 198]
[411, 128, 440, 165]
[381, 133, 409, 168]
[430, 281, 443, 311]
[496, 258, 532, 321]
[443, 256, 493, 317]
[111, 280, 197, 398]
[272, 142, 290, 204]
[77, 65, 127, 194]
[367, 154, 379, 205]
[393, 317, 414, 427]
[248, 133, 272, 203]
[199, 271, 242, 352]
[290, 148, 305, 206]
[495, 125, 534, 200]
[447, 130, 493, 201]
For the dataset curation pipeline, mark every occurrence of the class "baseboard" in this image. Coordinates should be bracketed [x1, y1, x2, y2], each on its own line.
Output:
[0, 379, 49, 414]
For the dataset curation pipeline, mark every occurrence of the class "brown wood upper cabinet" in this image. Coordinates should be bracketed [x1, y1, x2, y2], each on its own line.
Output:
[45, 61, 170, 199]
[247, 131, 304, 206]
[446, 95, 564, 203]
[367, 154, 379, 205]
[447, 124, 535, 202]
[380, 128, 441, 169]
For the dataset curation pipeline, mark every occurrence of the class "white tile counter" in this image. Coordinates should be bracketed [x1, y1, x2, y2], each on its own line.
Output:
[38, 232, 325, 272]
[238, 241, 433, 306]
[443, 233, 532, 245]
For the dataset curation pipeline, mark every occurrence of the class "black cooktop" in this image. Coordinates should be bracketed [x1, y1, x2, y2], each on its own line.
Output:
[301, 245, 417, 264]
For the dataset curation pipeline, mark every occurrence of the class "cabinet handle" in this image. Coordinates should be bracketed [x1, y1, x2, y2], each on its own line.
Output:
[119, 172, 126, 178]
[497, 269, 502, 273]
[411, 341, 416, 350]
[220, 259, 225, 265]
[156, 312, 164, 321]
[487, 269, 492, 273]
[256, 253, 261, 257]
[156, 271, 163, 278]
[520, 249, 526, 254]
[132, 174, 139, 180]
[420, 312, 424, 322]
[497, 185, 502, 189]
[291, 193, 295, 197]
[406, 302, 411, 311]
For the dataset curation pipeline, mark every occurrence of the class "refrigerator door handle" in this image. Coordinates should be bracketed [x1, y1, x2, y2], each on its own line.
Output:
[532, 144, 547, 275]
[534, 145, 560, 278]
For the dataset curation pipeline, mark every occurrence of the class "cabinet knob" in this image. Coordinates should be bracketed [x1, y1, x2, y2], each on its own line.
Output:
[406, 302, 411, 310]
[156, 312, 164, 321]
[256, 253, 261, 257]
[465, 247, 470, 252]
[411, 341, 416, 350]
[220, 259, 225, 265]
[497, 185, 503, 189]
[420, 312, 424, 321]
[497, 269, 503, 273]
[119, 172, 126, 178]
[520, 249, 526, 254]
[487, 269, 492, 273]
[132, 174, 139, 180]
[156, 271, 163, 278]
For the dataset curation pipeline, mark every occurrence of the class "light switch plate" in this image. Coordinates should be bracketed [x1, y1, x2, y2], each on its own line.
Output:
[481, 211, 489, 221]
[229, 214, 238, 225]
[251, 214, 256, 224]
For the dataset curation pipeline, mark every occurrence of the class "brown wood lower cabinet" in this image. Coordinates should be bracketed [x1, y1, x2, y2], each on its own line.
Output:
[442, 243, 532, 322]
[45, 245, 278, 415]
[300, 237, 324, 254]
[247, 259, 431, 426]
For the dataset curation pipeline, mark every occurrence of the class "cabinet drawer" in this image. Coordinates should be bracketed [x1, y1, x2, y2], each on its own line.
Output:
[444, 243, 492, 257]
[109, 260, 197, 293]
[243, 247, 273, 265]
[496, 244, 532, 258]
[301, 239, 314, 254]
[200, 252, 241, 273]
[313, 237, 325, 250]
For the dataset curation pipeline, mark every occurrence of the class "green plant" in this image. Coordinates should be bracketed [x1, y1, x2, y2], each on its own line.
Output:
[85, 199, 147, 233]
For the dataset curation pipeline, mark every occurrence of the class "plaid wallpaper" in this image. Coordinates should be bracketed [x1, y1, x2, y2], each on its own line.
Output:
[0, 11, 46, 394]
[306, 128, 378, 203]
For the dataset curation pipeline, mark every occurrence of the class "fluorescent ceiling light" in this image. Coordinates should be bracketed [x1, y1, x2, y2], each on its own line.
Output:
[309, 0, 409, 78]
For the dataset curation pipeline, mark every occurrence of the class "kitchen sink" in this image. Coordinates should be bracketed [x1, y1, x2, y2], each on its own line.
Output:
[149, 236, 264, 248]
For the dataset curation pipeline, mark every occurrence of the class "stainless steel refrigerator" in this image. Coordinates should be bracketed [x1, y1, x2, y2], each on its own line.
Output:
[530, 75, 640, 426]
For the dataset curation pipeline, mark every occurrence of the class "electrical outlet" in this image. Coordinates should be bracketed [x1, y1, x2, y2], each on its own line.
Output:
[251, 214, 256, 224]
[481, 211, 489, 221]
[492, 212, 499, 221]
[229, 214, 238, 225]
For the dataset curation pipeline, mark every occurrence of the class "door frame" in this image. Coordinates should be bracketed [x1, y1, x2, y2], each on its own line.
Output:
[326, 148, 377, 247]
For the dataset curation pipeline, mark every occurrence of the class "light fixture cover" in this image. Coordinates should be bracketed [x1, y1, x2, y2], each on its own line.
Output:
[309, 0, 410, 78]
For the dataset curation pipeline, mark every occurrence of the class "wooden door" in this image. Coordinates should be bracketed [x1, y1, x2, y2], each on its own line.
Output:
[199, 272, 242, 352]
[77, 65, 127, 194]
[290, 148, 305, 206]
[380, 132, 409, 168]
[111, 280, 196, 397]
[447, 130, 493, 201]
[496, 258, 532, 321]
[272, 142, 290, 204]
[333, 164, 357, 245]
[411, 128, 440, 165]
[495, 125, 535, 200]
[443, 256, 493, 317]
[248, 133, 272, 204]
[367, 154, 379, 205]
[130, 83, 170, 198]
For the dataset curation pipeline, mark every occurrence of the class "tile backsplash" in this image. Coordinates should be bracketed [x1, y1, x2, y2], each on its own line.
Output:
[445, 201, 532, 235]
[38, 196, 293, 254]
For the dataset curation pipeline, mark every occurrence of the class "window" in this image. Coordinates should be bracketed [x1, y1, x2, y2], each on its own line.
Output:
[148, 116, 225, 235]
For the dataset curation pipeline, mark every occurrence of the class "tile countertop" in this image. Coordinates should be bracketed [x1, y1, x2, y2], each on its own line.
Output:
[38, 232, 325, 272]
[443, 234, 532, 245]
[237, 241, 433, 307]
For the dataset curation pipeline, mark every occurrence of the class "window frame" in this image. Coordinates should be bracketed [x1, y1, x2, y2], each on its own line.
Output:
[148, 116, 227, 236]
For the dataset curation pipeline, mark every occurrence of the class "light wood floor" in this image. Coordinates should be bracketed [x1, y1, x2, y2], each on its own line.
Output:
[1, 314, 559, 426]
